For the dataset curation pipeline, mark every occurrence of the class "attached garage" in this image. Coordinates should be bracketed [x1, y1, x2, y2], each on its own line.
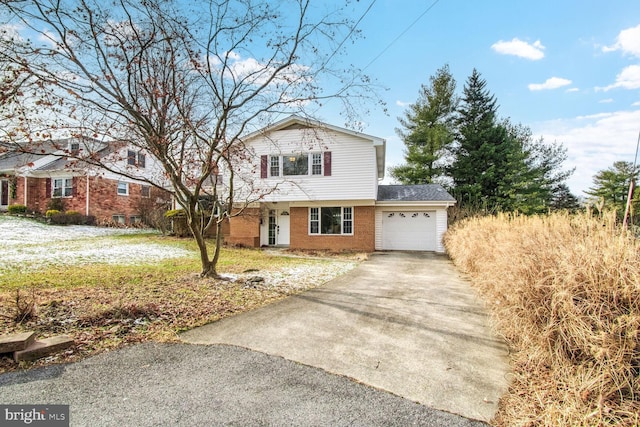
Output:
[375, 185, 456, 253]
[381, 210, 437, 251]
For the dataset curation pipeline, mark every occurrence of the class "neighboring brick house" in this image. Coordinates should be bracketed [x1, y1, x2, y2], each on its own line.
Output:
[225, 115, 456, 252]
[0, 138, 170, 225]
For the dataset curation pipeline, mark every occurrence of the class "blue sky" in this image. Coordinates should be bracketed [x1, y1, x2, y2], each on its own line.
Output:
[323, 0, 640, 196]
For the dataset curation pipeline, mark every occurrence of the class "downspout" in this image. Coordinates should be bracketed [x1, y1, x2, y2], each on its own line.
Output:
[86, 175, 90, 216]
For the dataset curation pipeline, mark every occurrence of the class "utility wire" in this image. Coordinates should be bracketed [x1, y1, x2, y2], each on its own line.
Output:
[363, 0, 441, 71]
[322, 0, 377, 68]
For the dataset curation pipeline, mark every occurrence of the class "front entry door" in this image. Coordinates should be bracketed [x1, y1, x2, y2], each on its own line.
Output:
[266, 209, 290, 246]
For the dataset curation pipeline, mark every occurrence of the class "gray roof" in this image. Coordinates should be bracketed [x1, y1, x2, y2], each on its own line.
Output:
[377, 184, 456, 202]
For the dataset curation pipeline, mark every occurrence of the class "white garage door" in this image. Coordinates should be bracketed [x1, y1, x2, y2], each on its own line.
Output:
[381, 211, 436, 251]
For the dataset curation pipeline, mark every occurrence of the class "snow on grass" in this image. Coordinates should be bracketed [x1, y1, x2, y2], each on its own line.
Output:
[0, 215, 191, 274]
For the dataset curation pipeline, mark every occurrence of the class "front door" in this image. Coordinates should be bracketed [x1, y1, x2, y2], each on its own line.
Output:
[0, 179, 8, 210]
[266, 209, 290, 246]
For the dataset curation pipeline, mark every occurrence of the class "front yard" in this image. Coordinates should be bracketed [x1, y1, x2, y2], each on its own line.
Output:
[0, 215, 359, 372]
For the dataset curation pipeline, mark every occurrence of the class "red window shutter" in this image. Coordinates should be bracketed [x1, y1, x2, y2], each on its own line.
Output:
[260, 155, 268, 178]
[45, 178, 51, 198]
[323, 151, 332, 176]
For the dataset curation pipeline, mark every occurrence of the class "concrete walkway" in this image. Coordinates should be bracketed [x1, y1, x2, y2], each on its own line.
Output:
[181, 252, 510, 423]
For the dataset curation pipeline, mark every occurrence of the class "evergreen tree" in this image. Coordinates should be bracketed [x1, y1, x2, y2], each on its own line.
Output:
[550, 183, 581, 212]
[585, 161, 639, 219]
[390, 65, 458, 184]
[448, 69, 524, 210]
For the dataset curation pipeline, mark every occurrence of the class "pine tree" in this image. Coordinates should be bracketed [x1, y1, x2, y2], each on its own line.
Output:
[448, 69, 522, 210]
[390, 65, 458, 184]
[585, 161, 639, 219]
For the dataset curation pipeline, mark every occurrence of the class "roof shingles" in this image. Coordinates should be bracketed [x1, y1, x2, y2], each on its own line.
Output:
[377, 184, 456, 202]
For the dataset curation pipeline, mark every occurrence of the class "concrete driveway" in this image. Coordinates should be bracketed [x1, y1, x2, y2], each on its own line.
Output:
[181, 252, 510, 423]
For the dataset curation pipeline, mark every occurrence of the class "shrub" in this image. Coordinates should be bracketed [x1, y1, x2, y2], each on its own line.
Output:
[7, 204, 27, 215]
[66, 210, 81, 216]
[46, 198, 65, 212]
[49, 212, 95, 225]
[46, 209, 61, 217]
[164, 209, 185, 218]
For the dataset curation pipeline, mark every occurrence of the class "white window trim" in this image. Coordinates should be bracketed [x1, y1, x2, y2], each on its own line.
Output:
[117, 181, 129, 196]
[308, 206, 354, 235]
[269, 152, 323, 177]
[52, 177, 73, 198]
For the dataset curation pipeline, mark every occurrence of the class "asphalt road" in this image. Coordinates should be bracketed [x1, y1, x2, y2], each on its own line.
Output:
[0, 342, 487, 426]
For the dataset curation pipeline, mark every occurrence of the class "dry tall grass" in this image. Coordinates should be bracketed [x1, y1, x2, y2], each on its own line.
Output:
[444, 212, 640, 426]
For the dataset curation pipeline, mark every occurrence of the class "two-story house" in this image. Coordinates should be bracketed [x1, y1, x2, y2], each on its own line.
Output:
[224, 115, 456, 252]
[0, 138, 170, 224]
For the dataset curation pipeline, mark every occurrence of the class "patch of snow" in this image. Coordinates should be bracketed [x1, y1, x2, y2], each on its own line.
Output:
[0, 215, 190, 274]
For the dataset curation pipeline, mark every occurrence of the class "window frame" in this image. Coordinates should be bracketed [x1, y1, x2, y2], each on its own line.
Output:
[127, 150, 146, 168]
[308, 206, 354, 235]
[268, 152, 324, 177]
[141, 185, 151, 198]
[52, 177, 73, 198]
[117, 181, 129, 196]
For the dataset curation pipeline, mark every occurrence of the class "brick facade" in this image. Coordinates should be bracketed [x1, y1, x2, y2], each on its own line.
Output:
[289, 206, 375, 252]
[12, 175, 169, 225]
[225, 208, 261, 247]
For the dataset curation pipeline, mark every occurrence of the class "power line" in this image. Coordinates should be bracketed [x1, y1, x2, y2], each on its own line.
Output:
[322, 0, 377, 68]
[363, 0, 441, 71]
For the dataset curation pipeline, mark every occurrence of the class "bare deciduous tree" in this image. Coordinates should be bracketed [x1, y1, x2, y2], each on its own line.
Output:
[0, 0, 380, 277]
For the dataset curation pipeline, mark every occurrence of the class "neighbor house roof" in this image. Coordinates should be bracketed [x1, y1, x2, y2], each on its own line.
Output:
[377, 184, 456, 203]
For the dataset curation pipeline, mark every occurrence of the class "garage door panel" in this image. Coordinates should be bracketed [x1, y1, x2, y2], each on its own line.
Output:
[381, 211, 436, 251]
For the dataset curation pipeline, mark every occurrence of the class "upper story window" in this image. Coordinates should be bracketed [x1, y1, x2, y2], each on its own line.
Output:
[283, 154, 308, 176]
[53, 178, 73, 198]
[127, 150, 146, 168]
[117, 181, 129, 196]
[263, 152, 331, 178]
[141, 185, 151, 198]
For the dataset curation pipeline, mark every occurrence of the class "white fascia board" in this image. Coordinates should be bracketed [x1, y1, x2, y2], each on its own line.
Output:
[289, 199, 376, 207]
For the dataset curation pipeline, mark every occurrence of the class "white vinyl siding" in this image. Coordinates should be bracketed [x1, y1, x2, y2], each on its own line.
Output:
[249, 128, 378, 201]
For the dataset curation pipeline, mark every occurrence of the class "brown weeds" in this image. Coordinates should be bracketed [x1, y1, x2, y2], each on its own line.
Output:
[444, 212, 640, 426]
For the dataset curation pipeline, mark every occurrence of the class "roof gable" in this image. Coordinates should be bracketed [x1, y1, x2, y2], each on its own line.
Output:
[242, 115, 386, 179]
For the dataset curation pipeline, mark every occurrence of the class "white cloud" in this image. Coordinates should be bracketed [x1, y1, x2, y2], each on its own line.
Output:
[602, 24, 640, 57]
[597, 64, 640, 91]
[632, 101, 640, 107]
[566, 87, 580, 93]
[598, 98, 614, 103]
[396, 100, 410, 107]
[491, 38, 545, 60]
[528, 77, 572, 91]
[534, 109, 640, 195]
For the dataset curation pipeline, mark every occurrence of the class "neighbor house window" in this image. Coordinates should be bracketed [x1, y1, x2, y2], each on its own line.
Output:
[117, 181, 129, 196]
[309, 207, 353, 235]
[130, 216, 142, 224]
[141, 185, 151, 198]
[112, 214, 126, 224]
[53, 178, 73, 198]
[127, 150, 146, 168]
[283, 154, 308, 176]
